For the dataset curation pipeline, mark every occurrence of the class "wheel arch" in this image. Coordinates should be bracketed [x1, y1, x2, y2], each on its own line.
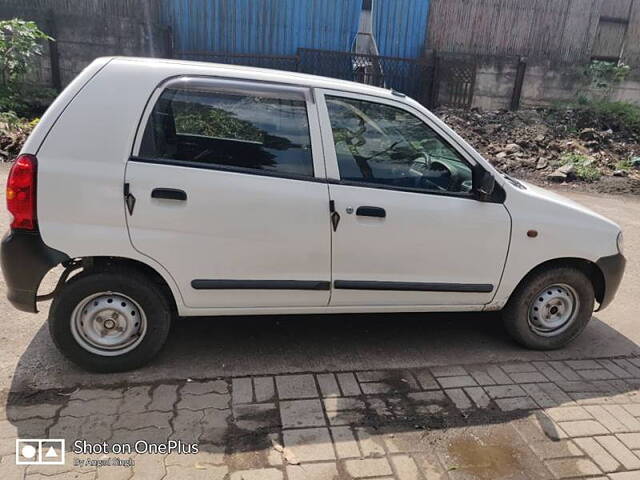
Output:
[72, 256, 180, 316]
[509, 257, 605, 307]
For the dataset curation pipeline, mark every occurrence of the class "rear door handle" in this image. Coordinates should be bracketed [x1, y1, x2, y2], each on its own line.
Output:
[151, 188, 187, 201]
[356, 206, 386, 218]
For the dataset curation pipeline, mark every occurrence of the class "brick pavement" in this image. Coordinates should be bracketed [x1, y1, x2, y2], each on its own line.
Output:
[3, 357, 640, 479]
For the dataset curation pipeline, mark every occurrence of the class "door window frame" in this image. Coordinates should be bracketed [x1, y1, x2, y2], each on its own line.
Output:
[315, 88, 483, 199]
[131, 75, 328, 183]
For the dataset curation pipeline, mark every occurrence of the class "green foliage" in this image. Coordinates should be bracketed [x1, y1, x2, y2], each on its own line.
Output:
[576, 100, 640, 138]
[0, 19, 52, 117]
[560, 152, 600, 182]
[0, 19, 51, 89]
[615, 157, 634, 171]
[585, 60, 630, 90]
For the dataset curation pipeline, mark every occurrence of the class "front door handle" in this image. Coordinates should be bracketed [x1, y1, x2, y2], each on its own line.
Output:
[356, 206, 386, 218]
[151, 188, 187, 201]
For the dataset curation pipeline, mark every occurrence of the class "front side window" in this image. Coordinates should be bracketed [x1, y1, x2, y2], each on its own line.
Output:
[326, 96, 473, 194]
[140, 87, 314, 177]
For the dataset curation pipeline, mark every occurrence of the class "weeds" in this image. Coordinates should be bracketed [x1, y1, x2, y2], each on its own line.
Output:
[560, 153, 601, 182]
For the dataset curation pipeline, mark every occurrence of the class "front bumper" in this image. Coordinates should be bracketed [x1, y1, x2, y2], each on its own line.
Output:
[1, 230, 69, 313]
[595, 253, 626, 311]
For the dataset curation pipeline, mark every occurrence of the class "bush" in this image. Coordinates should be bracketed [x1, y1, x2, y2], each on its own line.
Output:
[0, 19, 52, 117]
[560, 152, 601, 182]
[573, 99, 640, 139]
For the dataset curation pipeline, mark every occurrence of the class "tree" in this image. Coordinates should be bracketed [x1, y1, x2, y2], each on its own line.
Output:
[0, 19, 51, 93]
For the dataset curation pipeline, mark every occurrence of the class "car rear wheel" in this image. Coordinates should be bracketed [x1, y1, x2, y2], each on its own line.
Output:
[503, 266, 595, 350]
[49, 270, 172, 372]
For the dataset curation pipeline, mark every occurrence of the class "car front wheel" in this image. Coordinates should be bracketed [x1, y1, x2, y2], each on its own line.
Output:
[503, 266, 595, 350]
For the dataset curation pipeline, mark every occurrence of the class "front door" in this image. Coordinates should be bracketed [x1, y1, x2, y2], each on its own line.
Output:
[126, 78, 331, 309]
[318, 91, 511, 307]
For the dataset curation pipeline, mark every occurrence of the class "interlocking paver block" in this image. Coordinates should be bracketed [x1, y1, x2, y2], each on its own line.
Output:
[548, 361, 581, 381]
[287, 463, 338, 480]
[579, 369, 617, 381]
[413, 368, 440, 390]
[560, 420, 610, 437]
[356, 427, 386, 457]
[604, 405, 640, 431]
[595, 435, 640, 469]
[585, 406, 627, 433]
[486, 365, 513, 384]
[445, 388, 472, 410]
[280, 399, 325, 428]
[171, 409, 203, 443]
[283, 428, 335, 462]
[546, 406, 592, 422]
[609, 472, 640, 479]
[465, 387, 490, 409]
[70, 388, 123, 401]
[317, 374, 340, 398]
[536, 382, 574, 405]
[233, 403, 278, 430]
[574, 437, 620, 472]
[485, 385, 526, 399]
[529, 439, 582, 460]
[617, 432, 640, 450]
[521, 384, 556, 408]
[437, 375, 477, 389]
[468, 368, 496, 386]
[532, 362, 567, 383]
[148, 384, 178, 411]
[345, 458, 392, 477]
[614, 359, 640, 377]
[510, 372, 548, 384]
[114, 411, 172, 430]
[254, 377, 275, 402]
[336, 373, 361, 396]
[495, 396, 538, 412]
[599, 359, 634, 378]
[166, 465, 227, 480]
[201, 407, 231, 443]
[331, 426, 360, 458]
[567, 360, 602, 370]
[323, 397, 365, 412]
[232, 378, 253, 404]
[391, 454, 420, 480]
[545, 458, 601, 478]
[360, 383, 393, 394]
[276, 374, 318, 399]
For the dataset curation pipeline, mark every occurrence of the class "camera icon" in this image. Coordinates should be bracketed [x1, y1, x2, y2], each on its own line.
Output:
[16, 439, 65, 465]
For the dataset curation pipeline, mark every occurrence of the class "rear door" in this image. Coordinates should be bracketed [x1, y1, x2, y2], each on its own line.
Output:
[317, 90, 511, 307]
[125, 78, 331, 309]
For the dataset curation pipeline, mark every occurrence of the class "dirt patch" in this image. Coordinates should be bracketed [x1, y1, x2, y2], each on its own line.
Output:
[436, 107, 640, 195]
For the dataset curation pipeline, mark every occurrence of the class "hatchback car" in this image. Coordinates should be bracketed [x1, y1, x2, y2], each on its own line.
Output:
[2, 57, 625, 372]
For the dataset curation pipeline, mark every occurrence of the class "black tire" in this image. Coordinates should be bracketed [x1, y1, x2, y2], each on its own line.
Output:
[48, 269, 173, 372]
[502, 266, 595, 350]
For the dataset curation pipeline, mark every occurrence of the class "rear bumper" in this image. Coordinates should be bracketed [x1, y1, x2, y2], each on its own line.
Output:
[1, 230, 69, 313]
[595, 253, 626, 311]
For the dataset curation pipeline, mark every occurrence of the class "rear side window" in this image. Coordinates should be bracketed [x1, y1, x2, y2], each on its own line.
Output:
[140, 87, 314, 177]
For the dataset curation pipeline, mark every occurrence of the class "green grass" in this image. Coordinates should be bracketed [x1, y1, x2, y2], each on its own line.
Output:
[560, 153, 601, 182]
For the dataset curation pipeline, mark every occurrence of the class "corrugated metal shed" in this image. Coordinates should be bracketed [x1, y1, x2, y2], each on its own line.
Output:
[374, 0, 430, 57]
[161, 0, 363, 55]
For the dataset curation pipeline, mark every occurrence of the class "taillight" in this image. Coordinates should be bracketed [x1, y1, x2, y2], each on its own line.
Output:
[7, 154, 37, 230]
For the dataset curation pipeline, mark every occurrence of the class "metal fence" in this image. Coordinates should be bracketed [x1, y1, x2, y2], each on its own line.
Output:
[174, 48, 528, 111]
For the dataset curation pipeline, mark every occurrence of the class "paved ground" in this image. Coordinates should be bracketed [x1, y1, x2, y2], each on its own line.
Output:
[0, 162, 639, 478]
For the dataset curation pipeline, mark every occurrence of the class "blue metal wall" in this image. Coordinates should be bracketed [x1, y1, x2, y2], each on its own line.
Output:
[374, 0, 429, 58]
[161, 0, 429, 58]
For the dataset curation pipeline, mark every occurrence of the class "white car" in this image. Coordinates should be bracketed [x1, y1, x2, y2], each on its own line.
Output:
[2, 57, 625, 372]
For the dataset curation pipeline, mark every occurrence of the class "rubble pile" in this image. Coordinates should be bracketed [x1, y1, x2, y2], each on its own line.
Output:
[436, 107, 640, 194]
[0, 115, 36, 162]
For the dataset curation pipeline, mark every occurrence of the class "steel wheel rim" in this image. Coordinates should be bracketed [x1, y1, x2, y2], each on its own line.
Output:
[71, 292, 147, 356]
[527, 283, 579, 337]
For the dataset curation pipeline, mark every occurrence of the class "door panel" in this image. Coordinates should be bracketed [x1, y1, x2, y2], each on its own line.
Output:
[126, 162, 331, 308]
[318, 91, 510, 306]
[126, 78, 331, 309]
[329, 184, 510, 306]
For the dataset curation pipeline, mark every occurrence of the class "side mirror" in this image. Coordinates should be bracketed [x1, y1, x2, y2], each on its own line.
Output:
[476, 170, 495, 197]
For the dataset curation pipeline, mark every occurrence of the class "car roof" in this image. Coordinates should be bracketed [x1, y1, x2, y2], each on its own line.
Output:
[109, 56, 400, 100]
